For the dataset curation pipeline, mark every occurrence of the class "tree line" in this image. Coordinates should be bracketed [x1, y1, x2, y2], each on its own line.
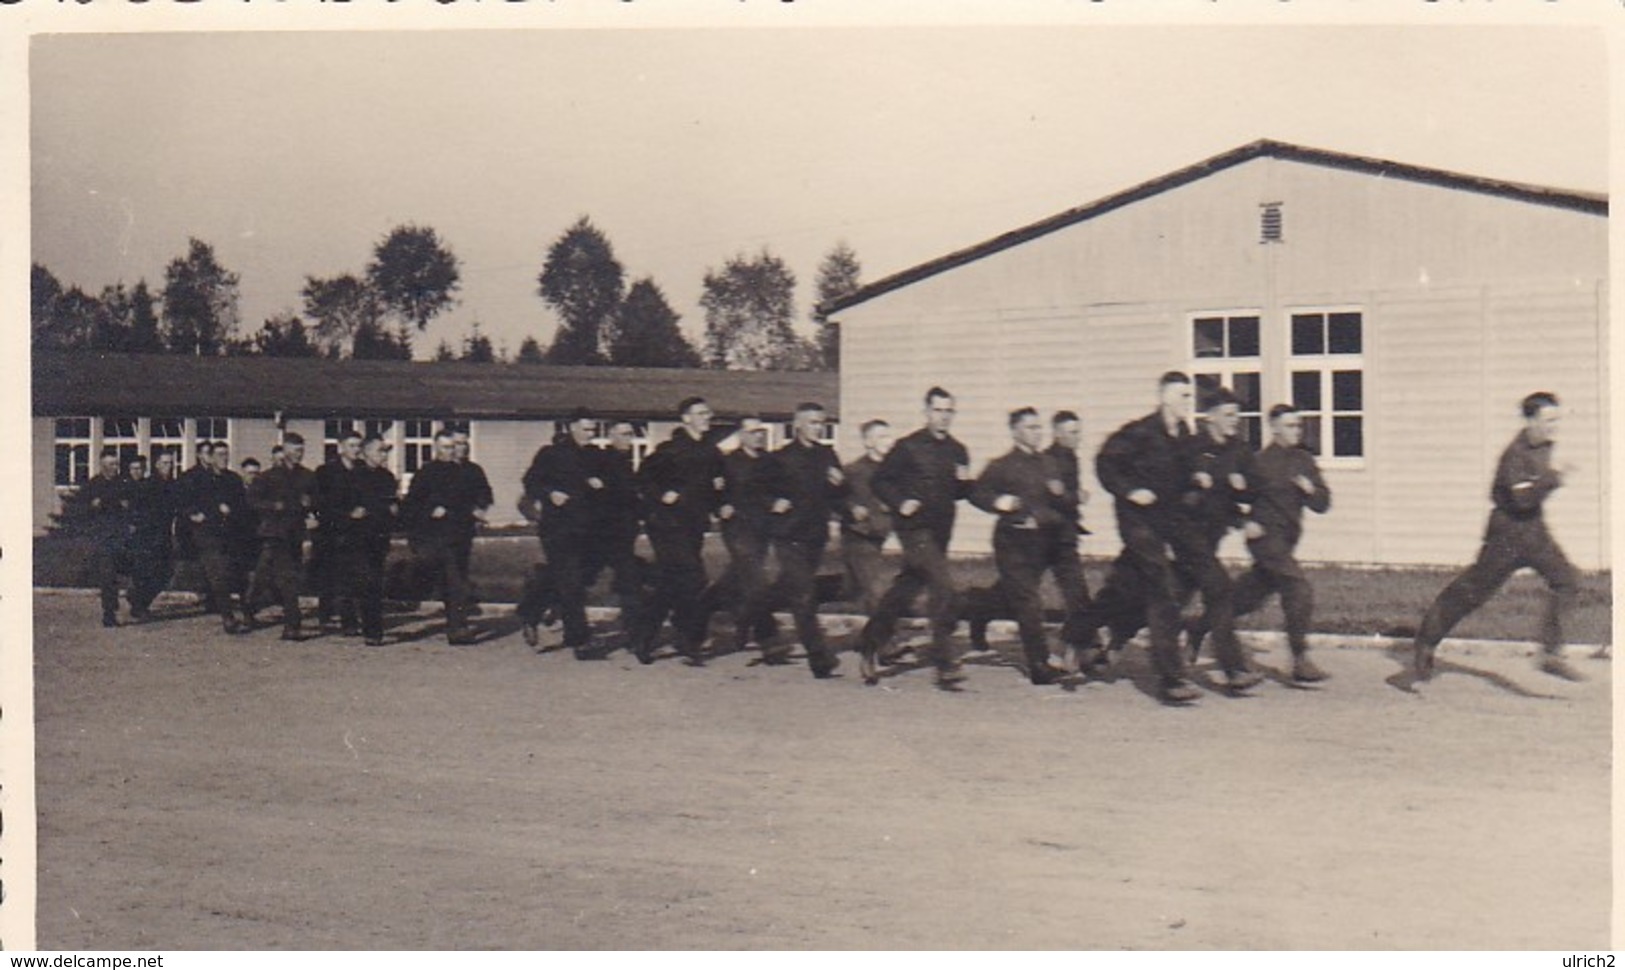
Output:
[31, 218, 862, 371]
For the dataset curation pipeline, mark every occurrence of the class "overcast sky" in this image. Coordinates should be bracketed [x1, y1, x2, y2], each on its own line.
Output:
[30, 25, 1607, 359]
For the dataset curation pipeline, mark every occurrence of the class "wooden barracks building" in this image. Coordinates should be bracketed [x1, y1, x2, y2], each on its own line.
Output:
[826, 141, 1610, 570]
[33, 353, 838, 535]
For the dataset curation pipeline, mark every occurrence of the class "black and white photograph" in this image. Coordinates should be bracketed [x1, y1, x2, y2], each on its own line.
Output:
[7, 7, 1616, 953]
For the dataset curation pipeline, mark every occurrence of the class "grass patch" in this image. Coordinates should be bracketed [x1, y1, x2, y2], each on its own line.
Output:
[36, 532, 1612, 645]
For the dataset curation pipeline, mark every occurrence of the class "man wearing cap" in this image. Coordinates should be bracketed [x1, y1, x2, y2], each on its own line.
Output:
[840, 419, 895, 615]
[628, 396, 725, 665]
[519, 408, 603, 658]
[763, 402, 846, 679]
[860, 386, 973, 689]
[1413, 391, 1585, 681]
[697, 416, 781, 657]
[246, 432, 317, 641]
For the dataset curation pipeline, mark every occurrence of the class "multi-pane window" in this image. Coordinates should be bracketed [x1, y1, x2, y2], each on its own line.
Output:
[323, 417, 362, 464]
[54, 418, 93, 487]
[1289, 310, 1365, 459]
[402, 419, 437, 477]
[195, 417, 229, 454]
[779, 420, 838, 447]
[102, 417, 141, 472]
[150, 417, 185, 469]
[1190, 312, 1263, 445]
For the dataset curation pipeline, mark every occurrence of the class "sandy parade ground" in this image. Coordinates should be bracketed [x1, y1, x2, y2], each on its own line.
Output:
[30, 590, 1611, 951]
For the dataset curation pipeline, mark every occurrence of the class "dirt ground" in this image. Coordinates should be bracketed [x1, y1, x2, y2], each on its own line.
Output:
[31, 591, 1611, 950]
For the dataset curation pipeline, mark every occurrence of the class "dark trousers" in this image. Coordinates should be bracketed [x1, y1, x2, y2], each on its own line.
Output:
[127, 545, 172, 614]
[310, 527, 335, 621]
[841, 531, 889, 614]
[87, 540, 124, 619]
[771, 535, 837, 670]
[1417, 514, 1579, 653]
[991, 528, 1061, 672]
[632, 526, 709, 654]
[583, 526, 643, 629]
[1089, 508, 1246, 684]
[1233, 536, 1314, 656]
[413, 535, 471, 637]
[334, 533, 389, 639]
[248, 534, 304, 633]
[701, 524, 774, 648]
[862, 527, 960, 670]
[963, 529, 1096, 650]
[193, 531, 244, 625]
[541, 531, 591, 648]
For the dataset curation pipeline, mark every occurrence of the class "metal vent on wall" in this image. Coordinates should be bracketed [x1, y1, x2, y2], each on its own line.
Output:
[1260, 202, 1283, 243]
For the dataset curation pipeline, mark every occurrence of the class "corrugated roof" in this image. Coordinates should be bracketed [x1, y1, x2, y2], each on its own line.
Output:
[825, 139, 1609, 315]
[32, 352, 840, 421]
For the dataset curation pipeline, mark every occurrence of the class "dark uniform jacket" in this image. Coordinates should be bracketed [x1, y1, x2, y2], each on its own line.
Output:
[522, 438, 595, 537]
[639, 428, 725, 534]
[587, 446, 640, 537]
[1096, 411, 1197, 513]
[1044, 444, 1090, 534]
[1248, 444, 1330, 549]
[81, 473, 131, 547]
[841, 454, 892, 541]
[402, 459, 484, 545]
[250, 463, 316, 542]
[766, 438, 846, 543]
[459, 461, 495, 517]
[124, 476, 172, 555]
[971, 447, 1072, 534]
[180, 466, 247, 537]
[315, 459, 360, 531]
[718, 448, 778, 536]
[871, 428, 971, 544]
[324, 461, 398, 538]
[1186, 430, 1257, 535]
[1491, 431, 1562, 522]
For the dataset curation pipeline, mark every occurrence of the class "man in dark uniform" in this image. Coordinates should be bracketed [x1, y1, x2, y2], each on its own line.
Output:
[1189, 404, 1331, 683]
[402, 429, 482, 645]
[332, 435, 400, 646]
[519, 408, 603, 658]
[122, 455, 173, 622]
[175, 442, 212, 609]
[451, 428, 494, 615]
[1089, 372, 1261, 703]
[1106, 386, 1256, 662]
[840, 419, 894, 615]
[628, 396, 725, 665]
[969, 408, 1079, 685]
[697, 417, 780, 657]
[860, 386, 972, 689]
[180, 440, 250, 633]
[965, 410, 1099, 665]
[232, 457, 265, 614]
[1413, 391, 1585, 681]
[247, 432, 317, 641]
[762, 402, 847, 679]
[81, 449, 131, 627]
[313, 428, 363, 631]
[582, 419, 646, 645]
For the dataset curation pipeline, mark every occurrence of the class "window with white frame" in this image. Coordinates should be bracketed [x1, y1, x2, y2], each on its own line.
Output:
[402, 419, 437, 479]
[150, 417, 185, 469]
[780, 419, 838, 448]
[54, 418, 93, 487]
[195, 417, 229, 460]
[1288, 310, 1364, 460]
[102, 417, 141, 472]
[323, 417, 363, 464]
[1189, 312, 1263, 446]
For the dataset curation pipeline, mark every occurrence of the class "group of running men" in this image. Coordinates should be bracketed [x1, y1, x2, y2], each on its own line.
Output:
[78, 370, 1586, 703]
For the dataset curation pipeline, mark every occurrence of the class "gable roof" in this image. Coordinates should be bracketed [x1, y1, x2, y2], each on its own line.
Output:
[825, 139, 1608, 315]
[32, 352, 839, 421]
